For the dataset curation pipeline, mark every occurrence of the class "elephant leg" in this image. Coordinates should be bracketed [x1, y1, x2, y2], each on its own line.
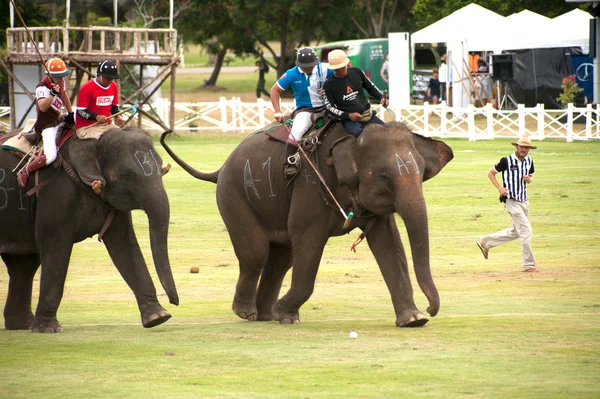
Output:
[2, 253, 40, 330]
[33, 235, 74, 333]
[101, 211, 171, 328]
[272, 229, 328, 325]
[366, 216, 428, 327]
[255, 243, 292, 321]
[230, 234, 270, 321]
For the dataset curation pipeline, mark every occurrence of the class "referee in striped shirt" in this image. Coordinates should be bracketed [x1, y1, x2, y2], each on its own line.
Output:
[477, 136, 538, 272]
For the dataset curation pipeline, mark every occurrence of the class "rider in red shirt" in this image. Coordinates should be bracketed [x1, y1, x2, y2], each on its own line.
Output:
[76, 60, 125, 138]
[72, 60, 125, 194]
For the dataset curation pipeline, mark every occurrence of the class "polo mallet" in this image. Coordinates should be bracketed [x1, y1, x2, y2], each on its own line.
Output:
[383, 90, 393, 118]
[282, 121, 354, 230]
[9, 0, 53, 83]
[88, 105, 138, 128]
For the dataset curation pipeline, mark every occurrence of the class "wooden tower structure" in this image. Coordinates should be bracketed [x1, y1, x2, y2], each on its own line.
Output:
[2, 26, 179, 131]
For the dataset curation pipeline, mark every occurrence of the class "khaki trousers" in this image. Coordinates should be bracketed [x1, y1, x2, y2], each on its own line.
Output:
[76, 123, 114, 139]
[481, 199, 536, 269]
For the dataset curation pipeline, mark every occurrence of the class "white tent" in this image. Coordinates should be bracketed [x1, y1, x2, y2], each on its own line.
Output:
[411, 3, 506, 52]
[496, 8, 591, 52]
[413, 5, 592, 54]
[552, 8, 593, 53]
[499, 10, 558, 51]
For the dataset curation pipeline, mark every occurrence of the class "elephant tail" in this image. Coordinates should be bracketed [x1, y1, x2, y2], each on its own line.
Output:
[160, 130, 219, 184]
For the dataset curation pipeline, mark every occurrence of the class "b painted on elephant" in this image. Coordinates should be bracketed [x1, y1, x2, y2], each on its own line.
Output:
[1, 127, 178, 333]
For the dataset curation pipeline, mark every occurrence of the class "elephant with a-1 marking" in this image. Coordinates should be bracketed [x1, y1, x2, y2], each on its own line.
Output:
[161, 121, 453, 327]
[0, 127, 178, 332]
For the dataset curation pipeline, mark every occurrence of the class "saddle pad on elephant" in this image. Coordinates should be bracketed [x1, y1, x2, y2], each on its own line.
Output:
[265, 117, 337, 145]
[1, 119, 37, 155]
[1, 125, 74, 159]
[1, 133, 33, 156]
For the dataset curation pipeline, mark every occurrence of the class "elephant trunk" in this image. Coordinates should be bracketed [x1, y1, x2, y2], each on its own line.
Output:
[395, 187, 439, 317]
[142, 184, 179, 306]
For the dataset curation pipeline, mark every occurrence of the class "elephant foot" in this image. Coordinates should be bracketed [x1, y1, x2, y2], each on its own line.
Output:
[4, 313, 33, 330]
[142, 310, 171, 328]
[32, 316, 63, 333]
[272, 302, 300, 325]
[232, 300, 258, 321]
[256, 312, 273, 322]
[396, 312, 428, 328]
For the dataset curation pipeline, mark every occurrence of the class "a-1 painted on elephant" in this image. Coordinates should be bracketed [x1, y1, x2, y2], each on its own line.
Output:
[0, 127, 178, 333]
[161, 122, 453, 327]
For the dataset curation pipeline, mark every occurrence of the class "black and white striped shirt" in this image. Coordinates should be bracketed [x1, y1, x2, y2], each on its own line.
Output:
[494, 154, 535, 202]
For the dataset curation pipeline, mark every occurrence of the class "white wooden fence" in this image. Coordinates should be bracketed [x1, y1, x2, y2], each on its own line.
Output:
[2, 100, 599, 142]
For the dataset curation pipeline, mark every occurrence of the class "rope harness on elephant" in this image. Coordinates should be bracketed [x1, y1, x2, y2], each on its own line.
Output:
[24, 150, 116, 242]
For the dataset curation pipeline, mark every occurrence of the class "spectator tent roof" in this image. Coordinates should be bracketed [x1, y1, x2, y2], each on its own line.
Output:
[410, 3, 506, 52]
[411, 4, 593, 54]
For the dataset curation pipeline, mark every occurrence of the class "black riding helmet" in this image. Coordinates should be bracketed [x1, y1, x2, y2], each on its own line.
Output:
[296, 47, 318, 69]
[97, 60, 121, 79]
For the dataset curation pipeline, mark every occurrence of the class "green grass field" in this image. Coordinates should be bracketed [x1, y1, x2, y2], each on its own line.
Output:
[1, 136, 599, 398]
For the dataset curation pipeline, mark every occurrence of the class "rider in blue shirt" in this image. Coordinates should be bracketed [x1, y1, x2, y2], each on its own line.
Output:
[270, 47, 334, 176]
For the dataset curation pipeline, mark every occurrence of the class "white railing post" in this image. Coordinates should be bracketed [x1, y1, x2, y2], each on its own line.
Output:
[440, 101, 447, 137]
[567, 103, 574, 142]
[259, 98, 267, 127]
[467, 104, 475, 141]
[585, 104, 592, 140]
[594, 104, 600, 138]
[237, 97, 245, 132]
[537, 104, 545, 140]
[220, 97, 228, 132]
[423, 101, 430, 135]
[486, 103, 494, 140]
[518, 104, 525, 136]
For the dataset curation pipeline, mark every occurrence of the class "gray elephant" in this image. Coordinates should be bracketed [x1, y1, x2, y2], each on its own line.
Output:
[0, 127, 178, 332]
[161, 121, 453, 327]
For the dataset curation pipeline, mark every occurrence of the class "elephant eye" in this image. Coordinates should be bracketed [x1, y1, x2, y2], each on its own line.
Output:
[379, 173, 390, 183]
[120, 169, 136, 182]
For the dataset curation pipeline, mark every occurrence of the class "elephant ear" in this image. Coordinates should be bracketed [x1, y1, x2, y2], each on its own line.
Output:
[411, 132, 454, 182]
[330, 135, 358, 188]
[66, 137, 103, 182]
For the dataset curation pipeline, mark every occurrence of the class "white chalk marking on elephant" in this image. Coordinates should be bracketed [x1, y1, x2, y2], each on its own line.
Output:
[395, 152, 420, 175]
[243, 159, 260, 200]
[0, 168, 7, 210]
[261, 157, 276, 197]
[395, 154, 410, 175]
[134, 149, 160, 177]
[303, 168, 317, 184]
[408, 151, 420, 174]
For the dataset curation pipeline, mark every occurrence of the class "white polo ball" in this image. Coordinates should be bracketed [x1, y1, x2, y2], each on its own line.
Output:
[349, 331, 358, 339]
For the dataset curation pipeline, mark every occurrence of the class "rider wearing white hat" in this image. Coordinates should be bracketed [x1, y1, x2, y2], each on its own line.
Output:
[323, 49, 388, 137]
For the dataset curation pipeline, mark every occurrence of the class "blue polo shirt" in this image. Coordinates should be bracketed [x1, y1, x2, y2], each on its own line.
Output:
[276, 63, 334, 109]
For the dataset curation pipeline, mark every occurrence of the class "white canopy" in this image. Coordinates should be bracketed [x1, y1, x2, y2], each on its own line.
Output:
[552, 8, 593, 53]
[411, 3, 506, 52]
[412, 4, 592, 54]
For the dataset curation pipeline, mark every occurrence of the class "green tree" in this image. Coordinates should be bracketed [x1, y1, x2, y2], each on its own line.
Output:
[0, 0, 51, 50]
[349, 0, 418, 38]
[177, 0, 257, 86]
